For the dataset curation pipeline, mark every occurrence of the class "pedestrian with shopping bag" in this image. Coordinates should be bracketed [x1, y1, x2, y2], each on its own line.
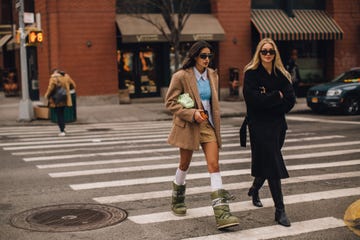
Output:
[165, 40, 239, 230]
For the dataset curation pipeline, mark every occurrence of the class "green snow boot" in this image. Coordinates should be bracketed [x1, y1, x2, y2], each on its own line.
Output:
[171, 182, 186, 216]
[211, 189, 240, 230]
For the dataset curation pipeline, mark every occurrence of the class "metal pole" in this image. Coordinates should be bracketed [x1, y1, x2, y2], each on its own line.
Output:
[18, 0, 34, 121]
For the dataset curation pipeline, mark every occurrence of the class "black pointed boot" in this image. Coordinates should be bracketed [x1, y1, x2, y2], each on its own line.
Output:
[247, 187, 263, 207]
[275, 208, 291, 227]
[268, 179, 291, 227]
[247, 177, 265, 207]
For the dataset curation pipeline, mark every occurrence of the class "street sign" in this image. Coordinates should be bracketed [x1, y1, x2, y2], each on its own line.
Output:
[24, 12, 35, 23]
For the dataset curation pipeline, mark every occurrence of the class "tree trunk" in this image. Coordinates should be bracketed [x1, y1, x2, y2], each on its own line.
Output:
[173, 32, 181, 71]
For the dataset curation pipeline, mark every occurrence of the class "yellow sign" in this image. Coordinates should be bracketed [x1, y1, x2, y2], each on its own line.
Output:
[344, 199, 360, 236]
[37, 32, 43, 42]
[28, 30, 44, 46]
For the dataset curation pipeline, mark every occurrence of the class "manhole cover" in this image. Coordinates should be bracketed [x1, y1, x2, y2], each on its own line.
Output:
[10, 203, 127, 232]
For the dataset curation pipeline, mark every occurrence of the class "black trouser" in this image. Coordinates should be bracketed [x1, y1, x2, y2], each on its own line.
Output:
[251, 177, 284, 210]
[55, 106, 65, 132]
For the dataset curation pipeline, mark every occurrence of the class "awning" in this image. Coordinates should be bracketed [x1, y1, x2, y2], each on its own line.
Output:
[251, 9, 344, 40]
[0, 34, 12, 48]
[180, 14, 225, 41]
[116, 14, 225, 43]
[116, 14, 169, 43]
[6, 38, 19, 50]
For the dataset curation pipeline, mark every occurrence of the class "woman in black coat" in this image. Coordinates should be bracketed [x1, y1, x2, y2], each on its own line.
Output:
[242, 38, 296, 227]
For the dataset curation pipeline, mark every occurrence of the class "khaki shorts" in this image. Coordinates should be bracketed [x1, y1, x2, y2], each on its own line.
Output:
[199, 121, 217, 143]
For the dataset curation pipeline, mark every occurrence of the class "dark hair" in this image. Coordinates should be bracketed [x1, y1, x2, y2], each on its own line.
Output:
[181, 41, 214, 70]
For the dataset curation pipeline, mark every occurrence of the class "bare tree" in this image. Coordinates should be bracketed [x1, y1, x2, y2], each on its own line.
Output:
[118, 0, 201, 70]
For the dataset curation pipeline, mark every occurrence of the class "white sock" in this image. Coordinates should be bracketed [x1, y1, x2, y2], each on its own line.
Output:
[175, 168, 188, 185]
[210, 172, 223, 191]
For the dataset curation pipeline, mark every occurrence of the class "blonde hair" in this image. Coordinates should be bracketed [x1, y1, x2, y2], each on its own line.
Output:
[244, 38, 291, 82]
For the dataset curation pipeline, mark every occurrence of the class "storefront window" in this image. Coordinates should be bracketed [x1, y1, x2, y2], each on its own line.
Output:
[293, 0, 325, 9]
[283, 41, 325, 85]
[118, 50, 135, 93]
[170, 42, 192, 75]
[252, 0, 325, 9]
[117, 46, 159, 97]
[297, 41, 324, 84]
[139, 50, 157, 94]
[252, 0, 281, 9]
[117, 0, 210, 14]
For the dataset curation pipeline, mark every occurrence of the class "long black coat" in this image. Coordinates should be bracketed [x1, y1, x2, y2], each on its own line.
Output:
[243, 64, 296, 179]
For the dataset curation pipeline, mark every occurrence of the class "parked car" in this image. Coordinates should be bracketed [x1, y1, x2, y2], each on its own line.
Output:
[306, 68, 360, 115]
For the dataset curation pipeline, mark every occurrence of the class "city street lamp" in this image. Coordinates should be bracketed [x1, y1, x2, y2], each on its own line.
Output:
[17, 0, 34, 121]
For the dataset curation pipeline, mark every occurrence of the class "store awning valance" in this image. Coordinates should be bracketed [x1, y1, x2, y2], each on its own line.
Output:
[181, 14, 225, 41]
[116, 14, 225, 43]
[251, 9, 344, 41]
[0, 34, 12, 48]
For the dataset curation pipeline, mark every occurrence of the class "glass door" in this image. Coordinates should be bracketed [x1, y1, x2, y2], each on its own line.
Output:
[117, 45, 159, 98]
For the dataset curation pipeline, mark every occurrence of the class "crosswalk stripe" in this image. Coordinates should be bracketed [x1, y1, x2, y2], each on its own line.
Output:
[128, 187, 360, 224]
[93, 171, 360, 204]
[69, 159, 360, 190]
[0, 125, 238, 140]
[48, 144, 360, 177]
[3, 135, 344, 151]
[0, 129, 239, 147]
[287, 116, 360, 125]
[22, 139, 358, 162]
[1, 129, 309, 145]
[0, 121, 173, 134]
[182, 217, 345, 240]
[36, 140, 360, 168]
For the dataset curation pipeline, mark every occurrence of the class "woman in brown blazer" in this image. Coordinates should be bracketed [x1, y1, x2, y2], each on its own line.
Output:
[165, 41, 239, 230]
[45, 69, 76, 136]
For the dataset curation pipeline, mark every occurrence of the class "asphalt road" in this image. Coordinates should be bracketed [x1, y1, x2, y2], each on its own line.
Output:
[0, 113, 359, 240]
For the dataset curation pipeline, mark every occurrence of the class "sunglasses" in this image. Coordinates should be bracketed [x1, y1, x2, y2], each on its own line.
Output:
[198, 53, 214, 60]
[260, 49, 276, 56]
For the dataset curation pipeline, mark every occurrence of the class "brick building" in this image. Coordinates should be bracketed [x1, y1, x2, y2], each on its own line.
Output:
[0, 0, 359, 101]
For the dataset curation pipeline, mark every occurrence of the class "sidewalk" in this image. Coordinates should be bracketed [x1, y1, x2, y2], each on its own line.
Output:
[0, 92, 310, 126]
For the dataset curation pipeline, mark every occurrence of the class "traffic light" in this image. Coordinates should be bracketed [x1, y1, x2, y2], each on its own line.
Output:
[28, 30, 43, 46]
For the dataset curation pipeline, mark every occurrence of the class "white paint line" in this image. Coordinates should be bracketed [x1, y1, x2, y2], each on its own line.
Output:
[3, 133, 241, 150]
[23, 136, 353, 162]
[0, 129, 239, 147]
[287, 116, 360, 125]
[36, 140, 360, 168]
[39, 155, 180, 169]
[3, 134, 344, 151]
[182, 217, 345, 240]
[128, 187, 360, 224]
[69, 159, 360, 190]
[0, 133, 170, 147]
[49, 145, 360, 177]
[0, 133, 239, 151]
[4, 138, 167, 150]
[3, 131, 238, 147]
[0, 122, 173, 135]
[0, 123, 236, 139]
[93, 171, 360, 203]
[0, 124, 234, 136]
